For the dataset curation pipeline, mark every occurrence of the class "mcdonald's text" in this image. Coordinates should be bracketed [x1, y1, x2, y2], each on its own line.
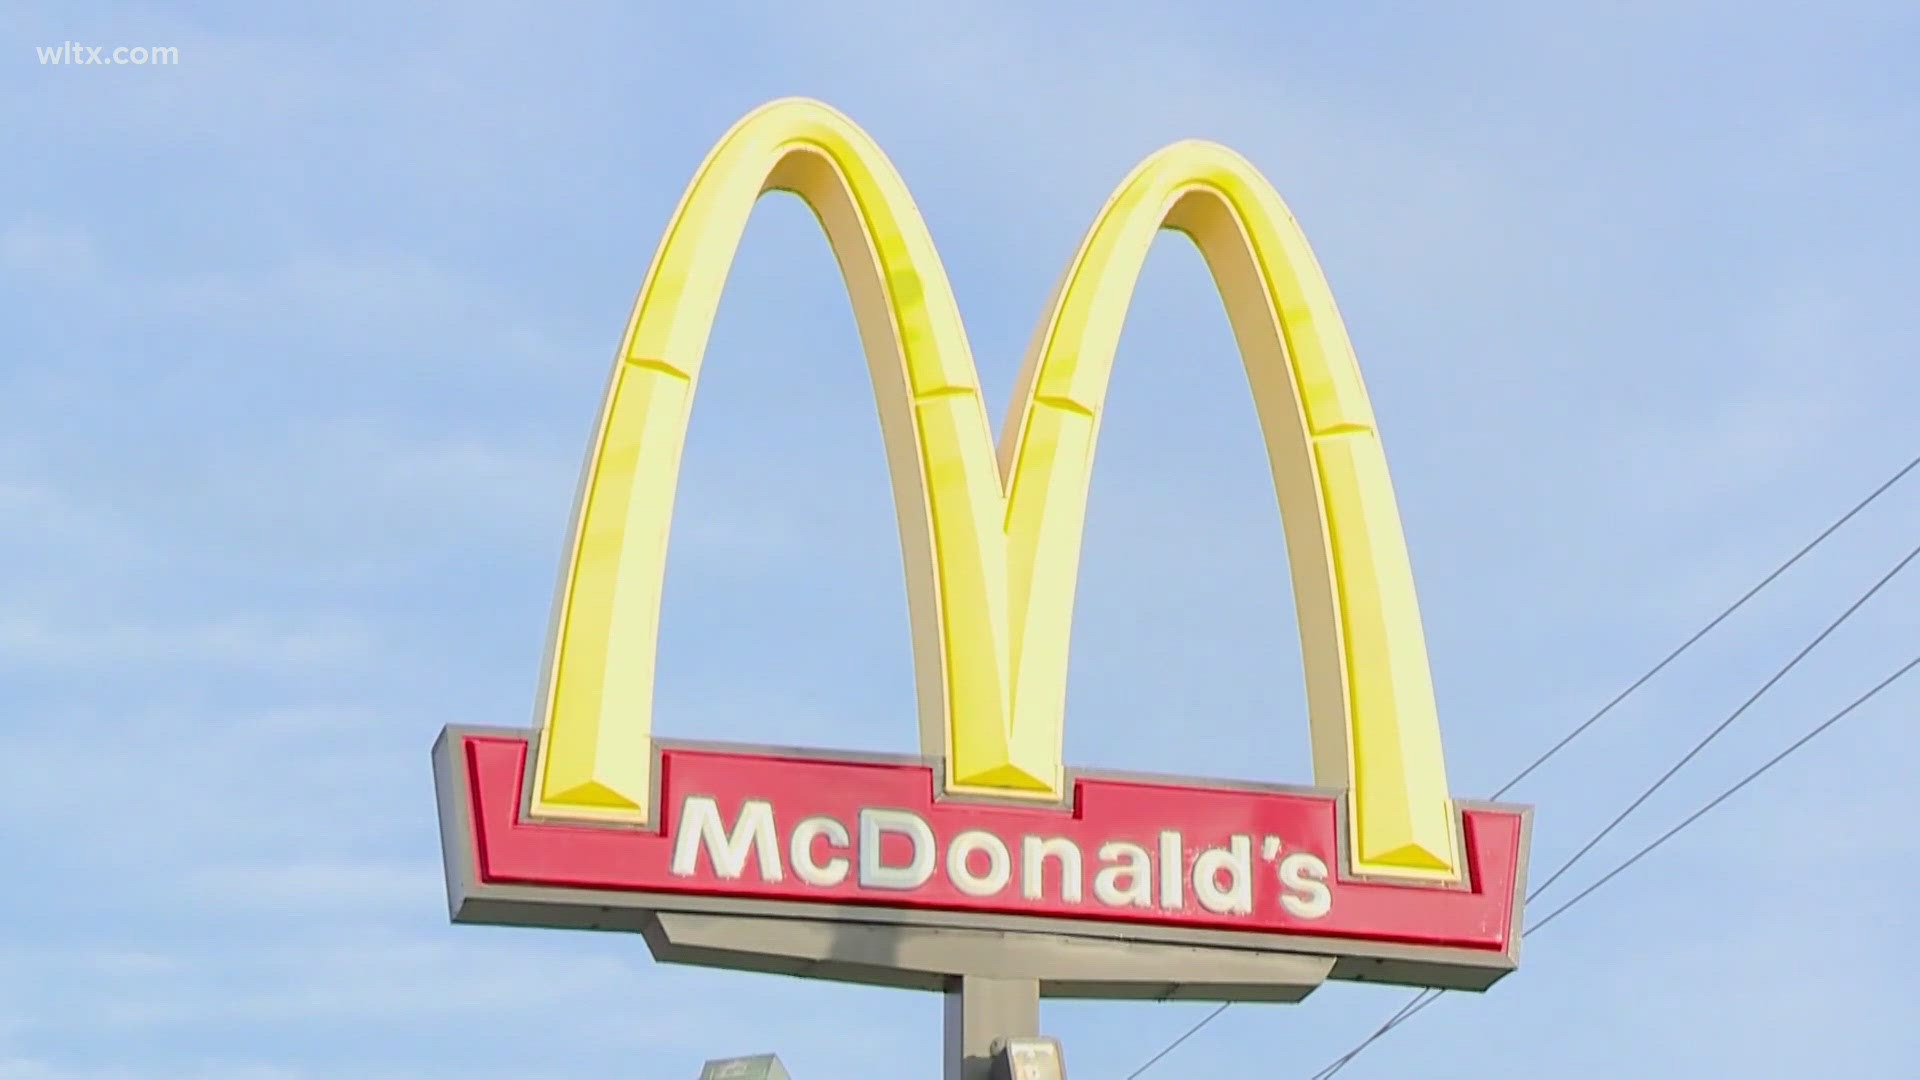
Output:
[669, 796, 1336, 920]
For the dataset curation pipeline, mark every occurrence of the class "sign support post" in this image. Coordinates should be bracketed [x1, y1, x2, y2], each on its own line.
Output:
[944, 976, 1040, 1080]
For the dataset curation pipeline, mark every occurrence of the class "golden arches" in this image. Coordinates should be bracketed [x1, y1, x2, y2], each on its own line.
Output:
[531, 98, 1458, 881]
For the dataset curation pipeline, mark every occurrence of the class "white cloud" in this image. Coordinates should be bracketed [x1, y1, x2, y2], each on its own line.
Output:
[0, 1055, 387, 1080]
[73, 951, 188, 979]
[180, 863, 440, 910]
[0, 611, 371, 668]
[0, 928, 730, 1046]
[0, 704, 413, 872]
[0, 479, 151, 564]
[0, 221, 97, 281]
[149, 255, 475, 323]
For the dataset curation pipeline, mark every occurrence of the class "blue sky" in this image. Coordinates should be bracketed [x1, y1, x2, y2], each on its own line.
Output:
[4, 2, 1919, 1076]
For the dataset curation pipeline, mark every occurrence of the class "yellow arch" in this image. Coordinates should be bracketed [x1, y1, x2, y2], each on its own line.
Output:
[532, 98, 1457, 881]
[1000, 144, 1456, 876]
[531, 97, 1032, 825]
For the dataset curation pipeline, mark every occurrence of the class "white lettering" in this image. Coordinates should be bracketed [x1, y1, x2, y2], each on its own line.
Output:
[790, 814, 850, 887]
[1278, 851, 1332, 919]
[859, 808, 935, 890]
[670, 796, 783, 882]
[1093, 842, 1154, 908]
[1193, 835, 1253, 915]
[1020, 836, 1083, 903]
[1158, 831, 1184, 910]
[947, 830, 1012, 897]
[33, 41, 180, 65]
[673, 794, 1329, 921]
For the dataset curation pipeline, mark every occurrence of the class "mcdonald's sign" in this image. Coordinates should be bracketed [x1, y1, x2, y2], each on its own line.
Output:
[434, 99, 1531, 997]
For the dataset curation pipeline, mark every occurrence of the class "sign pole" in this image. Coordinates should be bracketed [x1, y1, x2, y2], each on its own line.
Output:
[944, 975, 1039, 1080]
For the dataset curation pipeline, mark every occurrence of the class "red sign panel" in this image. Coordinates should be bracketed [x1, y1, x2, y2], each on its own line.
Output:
[457, 733, 1525, 956]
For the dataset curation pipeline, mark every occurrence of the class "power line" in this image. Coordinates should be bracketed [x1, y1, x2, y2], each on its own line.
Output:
[1309, 650, 1920, 1077]
[1315, 536, 1920, 1073]
[1120, 1003, 1229, 1080]
[1117, 451, 1920, 1079]
[1490, 452, 1919, 801]
[1306, 989, 1440, 1079]
[1524, 538, 1920, 904]
[1314, 481, 1920, 1076]
[1522, 650, 1920, 936]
